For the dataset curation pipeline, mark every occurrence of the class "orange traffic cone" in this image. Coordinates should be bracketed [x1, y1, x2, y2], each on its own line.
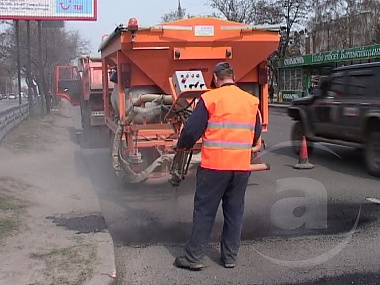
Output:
[293, 136, 314, 169]
[250, 152, 270, 171]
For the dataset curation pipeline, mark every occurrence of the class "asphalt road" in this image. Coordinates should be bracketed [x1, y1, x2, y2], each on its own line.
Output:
[79, 108, 380, 285]
[0, 98, 22, 111]
[0, 99, 18, 108]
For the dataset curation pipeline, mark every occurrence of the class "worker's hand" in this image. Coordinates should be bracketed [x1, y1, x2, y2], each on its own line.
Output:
[172, 140, 189, 151]
[251, 136, 262, 153]
[172, 140, 178, 150]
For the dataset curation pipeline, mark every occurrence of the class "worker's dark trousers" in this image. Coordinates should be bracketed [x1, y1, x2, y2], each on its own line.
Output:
[185, 166, 251, 264]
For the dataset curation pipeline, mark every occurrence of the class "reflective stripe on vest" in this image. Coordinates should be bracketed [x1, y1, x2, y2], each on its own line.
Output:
[202, 139, 252, 149]
[207, 122, 255, 131]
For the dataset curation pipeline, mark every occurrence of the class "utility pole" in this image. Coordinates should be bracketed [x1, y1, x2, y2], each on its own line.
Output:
[38, 20, 45, 118]
[15, 20, 22, 106]
[27, 20, 34, 118]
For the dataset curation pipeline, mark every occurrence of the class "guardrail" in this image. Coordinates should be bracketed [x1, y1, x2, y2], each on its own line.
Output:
[0, 100, 38, 142]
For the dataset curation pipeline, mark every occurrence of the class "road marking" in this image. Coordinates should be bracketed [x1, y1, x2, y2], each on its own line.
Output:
[366, 197, 380, 205]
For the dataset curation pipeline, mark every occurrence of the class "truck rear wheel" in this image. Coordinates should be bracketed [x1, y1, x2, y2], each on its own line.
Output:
[364, 131, 380, 177]
[291, 121, 313, 155]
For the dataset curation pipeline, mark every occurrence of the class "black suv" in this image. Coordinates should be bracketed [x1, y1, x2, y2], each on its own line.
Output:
[287, 62, 380, 178]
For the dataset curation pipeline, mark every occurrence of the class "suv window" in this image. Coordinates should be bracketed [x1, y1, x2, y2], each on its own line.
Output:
[326, 75, 345, 97]
[347, 73, 374, 97]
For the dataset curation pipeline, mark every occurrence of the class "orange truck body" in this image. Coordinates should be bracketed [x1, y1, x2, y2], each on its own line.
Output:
[100, 17, 279, 130]
[98, 17, 280, 183]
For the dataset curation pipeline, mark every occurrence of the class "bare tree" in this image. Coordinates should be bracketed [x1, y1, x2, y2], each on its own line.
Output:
[254, 0, 283, 25]
[161, 10, 186, 22]
[271, 0, 311, 57]
[208, 0, 310, 57]
[309, 0, 380, 51]
[161, 1, 187, 22]
[161, 1, 220, 22]
[209, 0, 256, 23]
[0, 21, 90, 113]
[362, 0, 380, 43]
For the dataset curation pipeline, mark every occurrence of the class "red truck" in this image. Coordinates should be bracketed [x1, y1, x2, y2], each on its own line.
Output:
[54, 54, 111, 147]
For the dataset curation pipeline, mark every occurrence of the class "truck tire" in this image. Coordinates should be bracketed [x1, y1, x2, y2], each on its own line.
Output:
[291, 121, 313, 155]
[109, 131, 115, 156]
[80, 100, 94, 148]
[364, 131, 380, 177]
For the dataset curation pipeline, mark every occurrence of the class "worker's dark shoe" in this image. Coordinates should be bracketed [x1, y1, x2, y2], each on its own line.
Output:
[224, 262, 235, 268]
[174, 256, 204, 271]
[221, 258, 235, 268]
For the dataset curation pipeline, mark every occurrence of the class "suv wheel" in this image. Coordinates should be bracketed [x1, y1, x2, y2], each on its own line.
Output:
[364, 131, 380, 177]
[291, 121, 314, 155]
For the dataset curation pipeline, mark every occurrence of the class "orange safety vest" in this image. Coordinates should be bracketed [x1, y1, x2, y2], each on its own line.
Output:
[200, 84, 259, 171]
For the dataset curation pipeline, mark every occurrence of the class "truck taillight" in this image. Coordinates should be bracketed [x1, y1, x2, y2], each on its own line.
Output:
[128, 18, 138, 32]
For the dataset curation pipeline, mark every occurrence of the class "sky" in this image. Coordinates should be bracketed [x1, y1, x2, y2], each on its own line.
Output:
[65, 0, 218, 53]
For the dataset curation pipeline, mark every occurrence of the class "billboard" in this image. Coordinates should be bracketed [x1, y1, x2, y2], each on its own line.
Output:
[0, 0, 97, 21]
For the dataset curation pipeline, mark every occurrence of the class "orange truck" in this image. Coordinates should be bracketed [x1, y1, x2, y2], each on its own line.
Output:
[58, 17, 280, 185]
[55, 54, 111, 147]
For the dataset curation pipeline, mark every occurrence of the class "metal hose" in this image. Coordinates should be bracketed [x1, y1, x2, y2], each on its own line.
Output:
[112, 121, 175, 183]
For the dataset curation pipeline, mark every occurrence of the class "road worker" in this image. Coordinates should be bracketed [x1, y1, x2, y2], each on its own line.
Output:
[174, 62, 262, 271]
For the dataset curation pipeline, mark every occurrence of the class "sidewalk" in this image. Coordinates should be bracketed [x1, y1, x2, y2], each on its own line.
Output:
[0, 101, 116, 285]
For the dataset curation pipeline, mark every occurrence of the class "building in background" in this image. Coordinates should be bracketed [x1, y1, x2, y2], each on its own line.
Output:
[276, 11, 380, 102]
[310, 11, 379, 53]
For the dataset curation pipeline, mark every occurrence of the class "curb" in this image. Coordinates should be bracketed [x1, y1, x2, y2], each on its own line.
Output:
[83, 226, 116, 285]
